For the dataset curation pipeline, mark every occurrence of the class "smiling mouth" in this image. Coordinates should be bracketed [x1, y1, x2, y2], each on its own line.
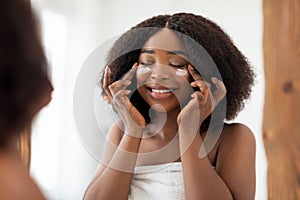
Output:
[150, 88, 175, 93]
[146, 85, 177, 99]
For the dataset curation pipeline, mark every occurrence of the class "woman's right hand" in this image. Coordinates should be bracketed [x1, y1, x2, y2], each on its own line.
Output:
[103, 63, 146, 137]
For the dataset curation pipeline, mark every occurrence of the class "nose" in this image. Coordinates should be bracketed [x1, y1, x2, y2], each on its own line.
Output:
[150, 65, 171, 80]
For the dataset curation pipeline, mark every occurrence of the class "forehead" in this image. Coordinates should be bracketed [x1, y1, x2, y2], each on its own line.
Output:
[142, 28, 186, 52]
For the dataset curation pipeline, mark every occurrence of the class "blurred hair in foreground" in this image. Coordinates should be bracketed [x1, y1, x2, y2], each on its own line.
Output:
[0, 0, 53, 147]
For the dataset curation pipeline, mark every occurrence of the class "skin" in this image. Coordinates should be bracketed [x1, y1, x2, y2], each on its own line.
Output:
[0, 81, 52, 200]
[84, 29, 256, 200]
[0, 148, 46, 200]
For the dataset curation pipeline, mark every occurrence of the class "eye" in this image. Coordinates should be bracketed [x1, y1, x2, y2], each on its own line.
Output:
[140, 62, 153, 66]
[170, 63, 187, 68]
[169, 56, 189, 69]
[139, 59, 154, 66]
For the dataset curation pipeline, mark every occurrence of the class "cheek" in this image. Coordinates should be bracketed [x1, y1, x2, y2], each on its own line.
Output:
[137, 66, 151, 74]
[176, 78, 194, 101]
[136, 66, 151, 87]
[175, 68, 188, 76]
[175, 68, 193, 83]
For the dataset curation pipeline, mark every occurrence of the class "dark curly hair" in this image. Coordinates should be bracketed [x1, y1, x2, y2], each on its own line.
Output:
[101, 13, 254, 133]
[0, 0, 53, 146]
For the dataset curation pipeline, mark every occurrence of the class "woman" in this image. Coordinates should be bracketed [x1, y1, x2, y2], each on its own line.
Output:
[85, 13, 255, 200]
[0, 0, 53, 199]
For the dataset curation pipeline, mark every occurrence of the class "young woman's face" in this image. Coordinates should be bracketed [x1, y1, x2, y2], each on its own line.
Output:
[136, 28, 193, 113]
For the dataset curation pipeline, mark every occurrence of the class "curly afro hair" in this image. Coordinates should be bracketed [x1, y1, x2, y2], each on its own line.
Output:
[101, 13, 255, 133]
[0, 0, 53, 146]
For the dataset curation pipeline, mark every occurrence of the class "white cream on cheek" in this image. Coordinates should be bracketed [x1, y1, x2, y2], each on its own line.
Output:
[137, 66, 151, 74]
[137, 65, 188, 78]
[137, 66, 188, 77]
[175, 68, 188, 76]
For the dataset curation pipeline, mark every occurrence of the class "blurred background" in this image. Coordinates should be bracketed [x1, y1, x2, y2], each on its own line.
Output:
[30, 0, 266, 199]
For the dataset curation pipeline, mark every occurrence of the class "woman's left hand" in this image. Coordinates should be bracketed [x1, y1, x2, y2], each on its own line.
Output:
[177, 65, 227, 131]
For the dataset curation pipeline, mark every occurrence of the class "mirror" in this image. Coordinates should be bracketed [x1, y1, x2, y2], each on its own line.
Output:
[30, 0, 266, 199]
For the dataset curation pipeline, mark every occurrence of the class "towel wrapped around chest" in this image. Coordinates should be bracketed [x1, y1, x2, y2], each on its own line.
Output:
[128, 162, 185, 200]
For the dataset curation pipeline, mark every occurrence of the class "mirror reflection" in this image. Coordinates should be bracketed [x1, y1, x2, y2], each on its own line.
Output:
[29, 0, 266, 199]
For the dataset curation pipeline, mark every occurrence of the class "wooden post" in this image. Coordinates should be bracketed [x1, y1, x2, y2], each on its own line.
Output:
[263, 0, 300, 199]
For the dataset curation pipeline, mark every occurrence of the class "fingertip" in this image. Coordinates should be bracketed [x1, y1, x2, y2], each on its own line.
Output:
[103, 95, 111, 103]
[106, 66, 111, 72]
[132, 62, 138, 69]
[204, 81, 211, 87]
[126, 80, 132, 84]
[190, 82, 197, 87]
[125, 80, 132, 86]
[188, 65, 194, 71]
[211, 77, 219, 83]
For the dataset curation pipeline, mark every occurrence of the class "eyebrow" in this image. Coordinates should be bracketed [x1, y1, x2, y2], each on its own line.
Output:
[168, 50, 188, 57]
[140, 49, 155, 54]
[140, 49, 188, 58]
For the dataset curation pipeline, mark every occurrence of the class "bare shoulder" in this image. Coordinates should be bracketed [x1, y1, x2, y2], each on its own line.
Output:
[215, 123, 256, 199]
[0, 154, 45, 200]
[219, 123, 256, 149]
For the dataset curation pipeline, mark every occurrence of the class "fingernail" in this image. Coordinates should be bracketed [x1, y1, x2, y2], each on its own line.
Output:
[126, 80, 131, 85]
[212, 77, 218, 82]
[188, 65, 194, 70]
[132, 62, 138, 68]
[190, 82, 196, 87]
[103, 96, 111, 103]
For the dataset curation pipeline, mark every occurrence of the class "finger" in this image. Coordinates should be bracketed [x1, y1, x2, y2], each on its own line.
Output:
[103, 95, 112, 103]
[191, 80, 210, 92]
[121, 62, 138, 81]
[191, 81, 211, 103]
[115, 89, 131, 97]
[188, 64, 203, 81]
[185, 97, 199, 111]
[180, 98, 199, 120]
[191, 91, 205, 102]
[212, 77, 227, 102]
[177, 97, 198, 123]
[177, 111, 182, 123]
[113, 90, 131, 107]
[103, 66, 112, 98]
[109, 80, 131, 95]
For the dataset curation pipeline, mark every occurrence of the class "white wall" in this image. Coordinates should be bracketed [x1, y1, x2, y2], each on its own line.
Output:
[31, 0, 267, 199]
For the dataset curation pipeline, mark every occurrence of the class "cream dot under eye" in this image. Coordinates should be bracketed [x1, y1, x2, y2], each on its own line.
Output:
[137, 66, 151, 74]
[176, 68, 188, 76]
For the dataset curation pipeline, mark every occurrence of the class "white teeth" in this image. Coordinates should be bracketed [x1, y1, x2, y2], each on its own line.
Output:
[151, 89, 173, 93]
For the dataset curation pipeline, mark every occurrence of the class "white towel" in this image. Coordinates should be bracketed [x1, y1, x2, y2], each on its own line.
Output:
[128, 162, 185, 200]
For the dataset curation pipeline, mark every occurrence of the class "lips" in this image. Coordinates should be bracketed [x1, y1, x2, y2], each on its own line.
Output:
[146, 84, 177, 99]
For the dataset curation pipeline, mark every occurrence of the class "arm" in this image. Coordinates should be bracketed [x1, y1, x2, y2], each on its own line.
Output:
[178, 65, 255, 199]
[179, 123, 256, 200]
[84, 64, 145, 200]
[84, 121, 142, 200]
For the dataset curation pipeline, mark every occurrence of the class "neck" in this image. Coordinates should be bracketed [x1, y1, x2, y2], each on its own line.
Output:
[148, 108, 180, 139]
